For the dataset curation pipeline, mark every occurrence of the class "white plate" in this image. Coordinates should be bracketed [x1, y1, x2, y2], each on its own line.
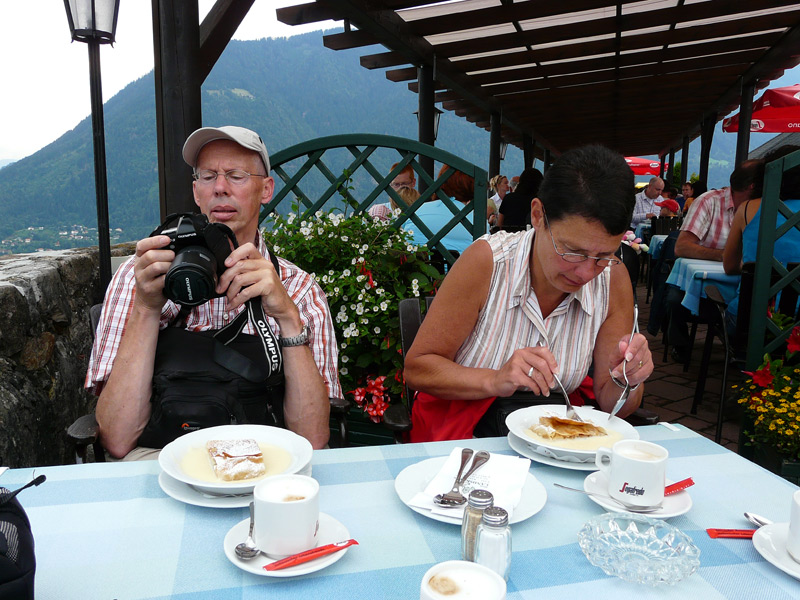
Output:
[582, 471, 692, 519]
[158, 462, 313, 509]
[223, 512, 351, 577]
[505, 405, 639, 463]
[158, 424, 313, 494]
[753, 522, 800, 580]
[507, 432, 597, 471]
[394, 456, 546, 525]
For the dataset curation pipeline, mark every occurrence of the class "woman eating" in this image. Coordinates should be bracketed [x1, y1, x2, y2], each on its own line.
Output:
[404, 145, 654, 442]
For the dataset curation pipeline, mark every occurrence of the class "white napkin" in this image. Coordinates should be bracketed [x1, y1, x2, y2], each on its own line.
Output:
[409, 447, 530, 519]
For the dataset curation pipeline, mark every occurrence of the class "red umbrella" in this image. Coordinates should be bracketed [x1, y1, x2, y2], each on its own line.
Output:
[723, 84, 800, 132]
[624, 157, 668, 176]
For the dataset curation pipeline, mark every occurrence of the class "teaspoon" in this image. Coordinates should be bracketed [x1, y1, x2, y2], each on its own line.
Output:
[234, 502, 260, 561]
[553, 483, 661, 513]
[744, 512, 773, 528]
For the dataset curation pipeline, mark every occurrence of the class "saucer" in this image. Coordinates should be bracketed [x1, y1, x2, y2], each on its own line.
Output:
[581, 471, 692, 519]
[507, 432, 597, 471]
[159, 462, 312, 508]
[223, 512, 351, 577]
[394, 456, 546, 525]
[753, 522, 800, 580]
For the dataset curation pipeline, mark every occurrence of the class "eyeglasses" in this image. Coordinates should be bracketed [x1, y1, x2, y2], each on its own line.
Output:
[390, 181, 413, 190]
[543, 212, 622, 268]
[193, 169, 266, 186]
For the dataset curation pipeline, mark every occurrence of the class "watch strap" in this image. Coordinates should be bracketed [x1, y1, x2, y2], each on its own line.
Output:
[279, 325, 310, 347]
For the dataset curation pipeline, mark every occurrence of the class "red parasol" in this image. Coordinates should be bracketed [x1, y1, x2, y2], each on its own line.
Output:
[723, 84, 800, 132]
[624, 157, 668, 176]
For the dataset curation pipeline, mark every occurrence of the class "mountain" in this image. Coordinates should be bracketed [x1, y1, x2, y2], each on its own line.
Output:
[0, 29, 765, 250]
[0, 30, 515, 249]
[0, 159, 15, 169]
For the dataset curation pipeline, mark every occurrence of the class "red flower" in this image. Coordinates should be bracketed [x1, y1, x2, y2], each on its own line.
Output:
[349, 387, 367, 406]
[788, 326, 800, 354]
[365, 396, 389, 423]
[744, 363, 774, 388]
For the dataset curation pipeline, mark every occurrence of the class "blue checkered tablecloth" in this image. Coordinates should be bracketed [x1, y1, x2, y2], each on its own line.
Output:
[4, 426, 800, 599]
[666, 258, 741, 315]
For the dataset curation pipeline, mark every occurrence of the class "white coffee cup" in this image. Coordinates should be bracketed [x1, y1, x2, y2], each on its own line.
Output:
[253, 474, 319, 558]
[595, 439, 668, 508]
[420, 560, 506, 600]
[787, 489, 800, 563]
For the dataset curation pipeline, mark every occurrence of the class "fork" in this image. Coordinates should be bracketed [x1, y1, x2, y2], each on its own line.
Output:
[538, 341, 583, 422]
[609, 305, 639, 419]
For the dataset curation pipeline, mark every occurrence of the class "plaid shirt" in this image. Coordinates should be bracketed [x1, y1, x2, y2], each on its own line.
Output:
[630, 190, 660, 227]
[85, 232, 341, 399]
[680, 187, 734, 250]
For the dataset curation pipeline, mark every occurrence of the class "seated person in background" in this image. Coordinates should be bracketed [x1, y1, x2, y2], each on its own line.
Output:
[405, 145, 653, 442]
[723, 145, 800, 331]
[488, 174, 509, 212]
[85, 125, 340, 459]
[369, 162, 418, 220]
[407, 165, 476, 254]
[630, 177, 664, 228]
[681, 180, 707, 215]
[497, 168, 544, 231]
[664, 160, 764, 361]
[655, 198, 680, 217]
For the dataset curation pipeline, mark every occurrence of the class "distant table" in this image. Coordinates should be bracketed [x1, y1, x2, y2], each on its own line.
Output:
[666, 258, 741, 315]
[634, 220, 651, 240]
[649, 234, 668, 259]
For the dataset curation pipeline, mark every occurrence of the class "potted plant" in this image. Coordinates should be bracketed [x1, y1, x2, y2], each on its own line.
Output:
[263, 205, 441, 440]
[735, 324, 800, 484]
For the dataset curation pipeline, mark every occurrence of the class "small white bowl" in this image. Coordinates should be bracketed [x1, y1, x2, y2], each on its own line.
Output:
[158, 424, 312, 495]
[578, 513, 701, 586]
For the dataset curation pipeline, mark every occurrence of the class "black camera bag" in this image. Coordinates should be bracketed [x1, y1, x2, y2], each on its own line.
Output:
[138, 253, 286, 449]
[0, 487, 37, 600]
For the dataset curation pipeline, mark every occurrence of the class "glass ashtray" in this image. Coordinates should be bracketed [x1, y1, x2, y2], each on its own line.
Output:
[577, 512, 700, 586]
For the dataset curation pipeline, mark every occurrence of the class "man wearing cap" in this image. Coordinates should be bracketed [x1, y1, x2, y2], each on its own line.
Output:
[86, 126, 340, 458]
[630, 177, 664, 228]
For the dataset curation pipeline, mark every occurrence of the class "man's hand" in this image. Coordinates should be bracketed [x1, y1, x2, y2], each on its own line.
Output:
[216, 243, 301, 329]
[133, 235, 174, 312]
[646, 212, 657, 219]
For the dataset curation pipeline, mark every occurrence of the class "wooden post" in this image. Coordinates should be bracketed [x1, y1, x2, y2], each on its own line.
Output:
[699, 113, 717, 185]
[417, 63, 435, 179]
[735, 80, 756, 167]
[489, 112, 501, 178]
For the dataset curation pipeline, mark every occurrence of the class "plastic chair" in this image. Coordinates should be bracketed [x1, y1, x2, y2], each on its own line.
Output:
[692, 263, 800, 442]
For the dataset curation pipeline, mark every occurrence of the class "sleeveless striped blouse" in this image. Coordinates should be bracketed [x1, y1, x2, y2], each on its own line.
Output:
[453, 228, 610, 393]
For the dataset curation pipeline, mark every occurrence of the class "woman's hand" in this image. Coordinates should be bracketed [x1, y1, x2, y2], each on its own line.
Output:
[609, 332, 653, 387]
[491, 345, 560, 398]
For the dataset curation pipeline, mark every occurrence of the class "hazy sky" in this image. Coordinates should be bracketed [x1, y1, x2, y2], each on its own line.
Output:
[0, 1, 332, 160]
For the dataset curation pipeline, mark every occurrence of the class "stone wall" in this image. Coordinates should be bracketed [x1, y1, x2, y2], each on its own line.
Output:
[0, 244, 135, 468]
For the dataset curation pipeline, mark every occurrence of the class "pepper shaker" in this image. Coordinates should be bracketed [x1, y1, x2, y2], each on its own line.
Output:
[474, 506, 511, 580]
[461, 489, 493, 561]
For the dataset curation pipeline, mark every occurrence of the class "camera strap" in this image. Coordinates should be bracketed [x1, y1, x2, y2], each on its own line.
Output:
[211, 251, 284, 379]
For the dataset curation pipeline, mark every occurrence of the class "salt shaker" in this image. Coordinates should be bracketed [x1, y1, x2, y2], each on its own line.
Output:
[474, 506, 511, 580]
[461, 489, 493, 561]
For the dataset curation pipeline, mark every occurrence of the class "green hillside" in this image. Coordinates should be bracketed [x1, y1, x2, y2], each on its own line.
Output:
[0, 30, 513, 250]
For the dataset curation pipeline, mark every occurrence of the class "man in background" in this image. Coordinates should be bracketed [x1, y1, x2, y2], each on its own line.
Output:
[631, 177, 664, 227]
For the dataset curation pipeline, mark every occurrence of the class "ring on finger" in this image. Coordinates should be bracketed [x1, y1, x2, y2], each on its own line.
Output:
[638, 360, 643, 368]
[527, 366, 535, 378]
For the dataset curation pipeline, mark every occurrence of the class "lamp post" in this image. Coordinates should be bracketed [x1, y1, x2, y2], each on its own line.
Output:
[63, 0, 120, 292]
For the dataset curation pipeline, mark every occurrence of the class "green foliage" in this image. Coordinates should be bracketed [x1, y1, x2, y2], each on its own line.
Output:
[263, 206, 442, 420]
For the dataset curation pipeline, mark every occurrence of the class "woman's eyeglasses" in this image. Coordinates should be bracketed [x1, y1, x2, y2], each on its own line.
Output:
[543, 212, 622, 268]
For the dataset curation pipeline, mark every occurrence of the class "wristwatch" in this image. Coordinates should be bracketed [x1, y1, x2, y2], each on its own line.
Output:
[279, 325, 310, 347]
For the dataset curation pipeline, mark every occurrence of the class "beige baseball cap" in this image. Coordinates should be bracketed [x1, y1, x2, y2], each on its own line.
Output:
[182, 126, 270, 174]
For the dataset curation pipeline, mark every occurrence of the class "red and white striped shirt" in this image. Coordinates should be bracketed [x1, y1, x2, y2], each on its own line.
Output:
[85, 232, 341, 399]
[454, 228, 610, 393]
[680, 187, 734, 250]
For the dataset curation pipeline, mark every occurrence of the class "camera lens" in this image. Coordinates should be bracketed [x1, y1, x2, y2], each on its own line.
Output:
[164, 245, 218, 306]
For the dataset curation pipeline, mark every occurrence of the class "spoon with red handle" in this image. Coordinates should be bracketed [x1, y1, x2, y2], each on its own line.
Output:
[264, 539, 358, 571]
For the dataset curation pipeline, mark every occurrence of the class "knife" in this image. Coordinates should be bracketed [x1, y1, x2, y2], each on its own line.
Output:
[264, 539, 358, 571]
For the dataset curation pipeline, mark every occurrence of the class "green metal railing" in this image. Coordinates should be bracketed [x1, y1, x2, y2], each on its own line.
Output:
[261, 134, 488, 267]
[748, 149, 800, 369]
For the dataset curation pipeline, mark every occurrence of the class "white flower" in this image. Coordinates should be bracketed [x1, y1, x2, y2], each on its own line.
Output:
[300, 227, 312, 237]
[342, 295, 349, 301]
[341, 367, 348, 376]
[342, 236, 349, 242]
[333, 287, 340, 294]
[372, 306, 379, 312]
[341, 342, 347, 349]
[413, 288, 420, 297]
[358, 293, 364, 301]
[351, 258, 358, 265]
[341, 355, 349, 363]
[343, 269, 351, 277]
[374, 327, 381, 334]
[328, 270, 334, 276]
[361, 317, 369, 324]
[287, 214, 296, 224]
[376, 288, 385, 296]
[356, 304, 364, 315]
[318, 228, 325, 235]
[350, 304, 356, 310]
[380, 301, 388, 311]
[360, 244, 369, 253]
[357, 275, 365, 282]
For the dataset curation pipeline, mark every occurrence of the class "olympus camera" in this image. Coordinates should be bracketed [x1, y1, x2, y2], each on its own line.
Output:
[150, 212, 237, 306]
